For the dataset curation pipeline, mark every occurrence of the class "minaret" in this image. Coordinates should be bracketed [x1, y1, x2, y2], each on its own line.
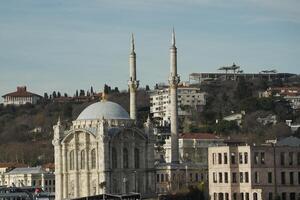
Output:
[128, 33, 139, 120]
[169, 29, 180, 164]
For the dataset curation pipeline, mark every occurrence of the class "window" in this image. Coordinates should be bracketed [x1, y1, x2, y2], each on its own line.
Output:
[253, 193, 258, 200]
[91, 149, 96, 169]
[239, 153, 243, 164]
[195, 173, 199, 182]
[298, 172, 300, 184]
[268, 172, 272, 183]
[244, 152, 248, 164]
[290, 193, 296, 200]
[282, 192, 286, 200]
[69, 150, 74, 170]
[261, 152, 265, 164]
[225, 193, 229, 200]
[240, 172, 244, 183]
[123, 148, 128, 168]
[290, 172, 294, 185]
[268, 193, 273, 200]
[219, 172, 223, 183]
[214, 193, 217, 200]
[233, 193, 237, 200]
[297, 152, 300, 165]
[218, 153, 222, 164]
[289, 152, 293, 165]
[213, 172, 217, 183]
[213, 153, 216, 164]
[231, 153, 236, 164]
[80, 150, 85, 169]
[112, 147, 117, 168]
[254, 171, 259, 183]
[281, 172, 286, 184]
[224, 153, 228, 164]
[246, 193, 249, 200]
[134, 148, 140, 168]
[232, 172, 237, 183]
[224, 172, 228, 183]
[219, 193, 224, 200]
[280, 152, 285, 166]
[245, 172, 249, 183]
[190, 173, 193, 182]
[241, 193, 244, 200]
[254, 152, 259, 164]
[161, 174, 164, 182]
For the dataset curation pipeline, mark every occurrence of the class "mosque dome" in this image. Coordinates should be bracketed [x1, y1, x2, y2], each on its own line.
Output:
[77, 101, 130, 120]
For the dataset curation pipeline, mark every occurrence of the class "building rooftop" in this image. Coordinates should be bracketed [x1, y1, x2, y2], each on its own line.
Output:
[6, 166, 47, 175]
[179, 133, 222, 140]
[0, 162, 28, 169]
[2, 86, 42, 98]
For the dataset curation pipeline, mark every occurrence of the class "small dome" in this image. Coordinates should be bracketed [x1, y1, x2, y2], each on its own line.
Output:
[77, 101, 130, 120]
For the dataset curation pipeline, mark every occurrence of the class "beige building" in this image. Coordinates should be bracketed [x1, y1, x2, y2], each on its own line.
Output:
[156, 133, 224, 194]
[2, 86, 42, 106]
[208, 144, 300, 200]
[0, 167, 55, 193]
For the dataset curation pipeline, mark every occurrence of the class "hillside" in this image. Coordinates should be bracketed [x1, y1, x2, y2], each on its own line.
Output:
[0, 89, 150, 165]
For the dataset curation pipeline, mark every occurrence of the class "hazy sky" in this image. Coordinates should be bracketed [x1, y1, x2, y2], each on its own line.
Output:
[0, 0, 299, 98]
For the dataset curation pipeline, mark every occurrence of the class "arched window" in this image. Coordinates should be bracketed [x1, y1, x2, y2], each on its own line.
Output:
[80, 150, 85, 169]
[134, 148, 140, 168]
[253, 193, 258, 200]
[123, 148, 128, 168]
[112, 148, 117, 168]
[91, 149, 96, 169]
[69, 150, 74, 170]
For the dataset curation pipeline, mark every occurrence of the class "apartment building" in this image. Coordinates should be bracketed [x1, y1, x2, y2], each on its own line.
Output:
[150, 85, 206, 124]
[208, 145, 300, 200]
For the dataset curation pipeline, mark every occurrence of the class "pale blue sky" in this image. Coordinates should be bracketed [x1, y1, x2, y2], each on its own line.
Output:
[0, 0, 299, 98]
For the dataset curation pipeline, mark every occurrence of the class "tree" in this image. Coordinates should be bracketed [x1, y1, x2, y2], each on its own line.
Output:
[114, 87, 119, 93]
[57, 92, 61, 98]
[64, 93, 68, 97]
[235, 77, 252, 100]
[145, 85, 150, 91]
[90, 86, 94, 95]
[52, 91, 57, 98]
[75, 90, 79, 97]
[44, 93, 49, 99]
[79, 89, 85, 96]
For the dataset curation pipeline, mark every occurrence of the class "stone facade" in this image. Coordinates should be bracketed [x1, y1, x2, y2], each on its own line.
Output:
[208, 145, 300, 200]
[52, 105, 156, 200]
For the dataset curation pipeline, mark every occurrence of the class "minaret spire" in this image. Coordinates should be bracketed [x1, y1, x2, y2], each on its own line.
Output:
[169, 28, 180, 164]
[131, 33, 135, 54]
[172, 27, 176, 47]
[128, 33, 139, 120]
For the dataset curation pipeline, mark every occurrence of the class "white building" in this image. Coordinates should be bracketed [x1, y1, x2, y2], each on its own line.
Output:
[0, 167, 55, 193]
[208, 144, 300, 200]
[2, 86, 42, 106]
[52, 34, 156, 200]
[150, 85, 206, 125]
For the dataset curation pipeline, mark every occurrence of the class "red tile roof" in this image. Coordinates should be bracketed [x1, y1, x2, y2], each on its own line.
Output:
[0, 162, 28, 168]
[179, 133, 222, 140]
[2, 87, 42, 98]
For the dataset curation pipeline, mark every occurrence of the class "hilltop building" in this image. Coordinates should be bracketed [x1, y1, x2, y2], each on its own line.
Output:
[52, 34, 155, 200]
[208, 144, 300, 200]
[150, 85, 206, 125]
[2, 86, 42, 106]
